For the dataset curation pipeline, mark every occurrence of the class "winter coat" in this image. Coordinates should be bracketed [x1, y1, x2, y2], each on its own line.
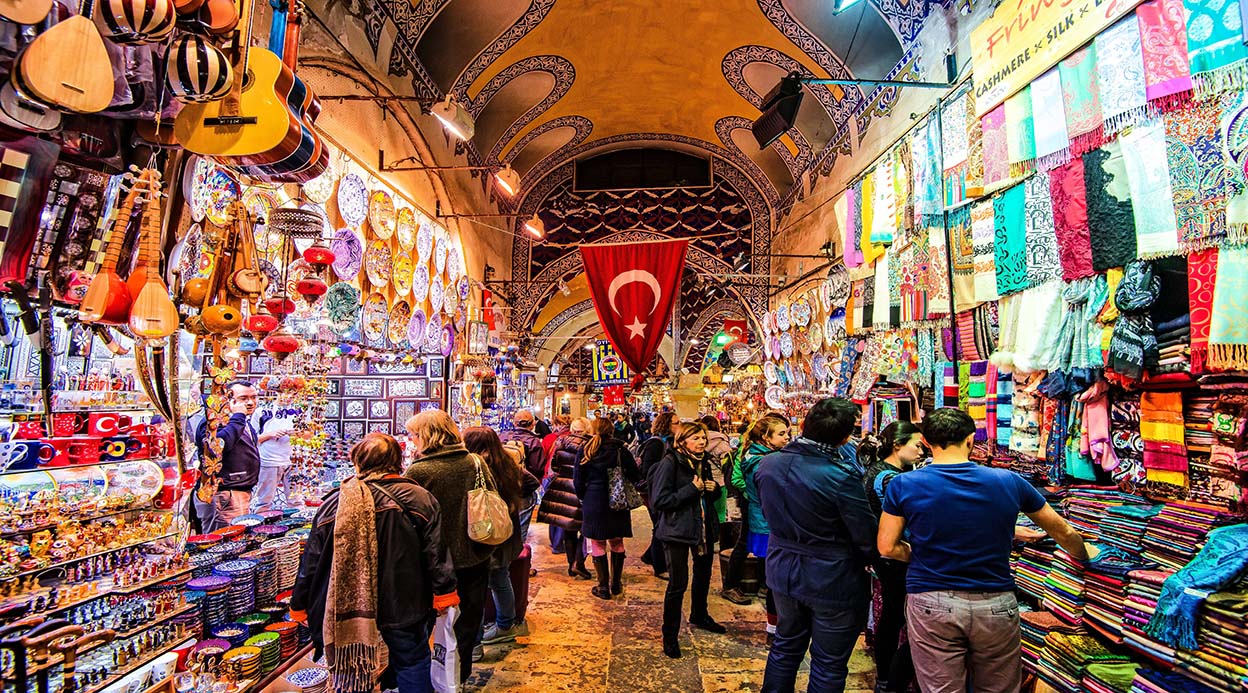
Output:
[290, 476, 457, 648]
[574, 438, 642, 539]
[648, 449, 720, 547]
[705, 430, 733, 465]
[537, 432, 587, 531]
[738, 442, 772, 535]
[501, 428, 547, 479]
[404, 443, 495, 570]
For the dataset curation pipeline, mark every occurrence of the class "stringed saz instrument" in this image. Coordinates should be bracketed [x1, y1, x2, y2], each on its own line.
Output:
[128, 169, 180, 340]
[78, 167, 154, 325]
[13, 0, 114, 113]
[0, 0, 52, 25]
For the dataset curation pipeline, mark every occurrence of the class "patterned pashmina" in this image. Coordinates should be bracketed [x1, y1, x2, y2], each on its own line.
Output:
[981, 104, 1011, 188]
[1013, 281, 1065, 374]
[324, 475, 386, 693]
[872, 249, 892, 330]
[1023, 173, 1063, 287]
[1137, 0, 1194, 107]
[958, 362, 971, 411]
[1147, 524, 1248, 650]
[913, 116, 944, 218]
[996, 371, 1014, 447]
[942, 91, 971, 206]
[966, 88, 985, 197]
[836, 337, 861, 396]
[1046, 159, 1094, 281]
[848, 181, 866, 267]
[1219, 92, 1248, 242]
[970, 199, 998, 302]
[861, 275, 876, 332]
[1209, 243, 1248, 370]
[893, 141, 913, 244]
[957, 310, 983, 361]
[1084, 143, 1139, 270]
[1121, 120, 1181, 257]
[849, 279, 864, 335]
[837, 191, 857, 269]
[861, 172, 885, 266]
[1185, 0, 1248, 99]
[1096, 15, 1150, 134]
[1189, 247, 1219, 372]
[1165, 99, 1231, 248]
[1060, 45, 1105, 155]
[1108, 260, 1161, 380]
[949, 207, 978, 313]
[1006, 87, 1037, 175]
[1031, 69, 1072, 169]
[991, 291, 1022, 370]
[993, 183, 1028, 295]
[968, 360, 989, 441]
[936, 361, 955, 408]
[916, 327, 935, 386]
[1110, 393, 1146, 492]
[926, 217, 952, 317]
[871, 158, 897, 245]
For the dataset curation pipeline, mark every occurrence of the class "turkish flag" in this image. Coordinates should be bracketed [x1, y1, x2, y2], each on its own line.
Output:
[603, 385, 625, 406]
[581, 239, 688, 374]
[722, 319, 749, 345]
[482, 290, 496, 330]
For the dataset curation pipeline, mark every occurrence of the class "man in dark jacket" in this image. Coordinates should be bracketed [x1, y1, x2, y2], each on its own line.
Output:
[501, 410, 546, 479]
[756, 397, 877, 693]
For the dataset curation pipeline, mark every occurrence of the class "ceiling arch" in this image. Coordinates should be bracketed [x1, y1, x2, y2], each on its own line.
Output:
[504, 115, 593, 171]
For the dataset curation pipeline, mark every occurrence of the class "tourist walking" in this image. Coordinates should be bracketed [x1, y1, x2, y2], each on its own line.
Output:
[639, 411, 677, 578]
[537, 417, 593, 579]
[733, 413, 791, 639]
[575, 417, 643, 599]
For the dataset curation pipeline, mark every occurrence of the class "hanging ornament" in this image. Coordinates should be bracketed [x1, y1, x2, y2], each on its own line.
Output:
[302, 240, 335, 270]
[296, 277, 328, 302]
[264, 295, 297, 318]
[243, 307, 279, 336]
[261, 328, 301, 360]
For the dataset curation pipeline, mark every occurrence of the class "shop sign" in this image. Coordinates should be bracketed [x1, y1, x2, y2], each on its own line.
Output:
[592, 340, 631, 386]
[971, 0, 1145, 114]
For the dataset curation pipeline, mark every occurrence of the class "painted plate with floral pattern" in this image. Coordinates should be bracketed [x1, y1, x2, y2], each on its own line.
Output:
[424, 314, 443, 353]
[242, 187, 281, 226]
[407, 308, 427, 348]
[441, 325, 454, 357]
[763, 336, 774, 361]
[808, 322, 823, 352]
[393, 254, 413, 297]
[765, 385, 784, 410]
[336, 173, 368, 227]
[416, 221, 434, 262]
[325, 283, 360, 335]
[447, 240, 463, 281]
[764, 361, 778, 384]
[812, 353, 829, 381]
[367, 190, 395, 240]
[779, 332, 795, 358]
[364, 240, 392, 288]
[433, 231, 448, 276]
[301, 161, 336, 204]
[188, 158, 239, 226]
[362, 292, 388, 342]
[428, 277, 444, 313]
[791, 297, 812, 327]
[775, 303, 791, 332]
[331, 228, 363, 280]
[395, 207, 416, 251]
[388, 301, 411, 347]
[410, 264, 429, 304]
[443, 279, 458, 316]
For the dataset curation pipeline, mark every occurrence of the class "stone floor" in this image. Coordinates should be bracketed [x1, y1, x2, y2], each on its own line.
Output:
[464, 510, 877, 692]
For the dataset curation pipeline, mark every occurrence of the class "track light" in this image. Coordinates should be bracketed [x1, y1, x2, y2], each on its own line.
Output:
[524, 214, 545, 239]
[752, 72, 805, 149]
[431, 95, 475, 140]
[494, 165, 521, 196]
[558, 279, 571, 296]
[833, 0, 864, 13]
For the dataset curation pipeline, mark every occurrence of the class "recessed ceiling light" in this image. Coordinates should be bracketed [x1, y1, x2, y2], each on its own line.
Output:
[524, 214, 545, 239]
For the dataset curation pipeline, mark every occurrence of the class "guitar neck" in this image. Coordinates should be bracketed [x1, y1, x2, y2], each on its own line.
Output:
[282, 1, 301, 72]
[101, 176, 144, 271]
[267, 0, 287, 55]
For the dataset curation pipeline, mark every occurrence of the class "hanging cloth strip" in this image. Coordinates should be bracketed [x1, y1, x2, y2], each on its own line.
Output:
[1137, 0, 1194, 109]
[942, 91, 971, 207]
[1165, 98, 1231, 249]
[871, 158, 897, 245]
[991, 291, 1022, 371]
[1066, 399, 1096, 481]
[860, 275, 876, 333]
[872, 249, 892, 330]
[925, 216, 952, 317]
[968, 360, 989, 441]
[860, 171, 885, 266]
[949, 206, 977, 313]
[1048, 157, 1095, 280]
[970, 199, 998, 302]
[1096, 15, 1150, 134]
[847, 182, 865, 268]
[1023, 173, 1063, 287]
[836, 191, 857, 269]
[1031, 69, 1072, 170]
[996, 370, 1014, 448]
[1208, 243, 1248, 370]
[1121, 120, 1181, 258]
[1005, 87, 1037, 176]
[1184, 0, 1248, 100]
[1059, 45, 1105, 155]
[981, 104, 1010, 189]
[992, 183, 1028, 295]
[1188, 246, 1219, 373]
[893, 140, 913, 245]
[1012, 281, 1065, 374]
[1083, 143, 1138, 271]
[1219, 92, 1248, 242]
[966, 88, 985, 198]
[1107, 260, 1161, 380]
[913, 116, 944, 218]
[849, 279, 864, 336]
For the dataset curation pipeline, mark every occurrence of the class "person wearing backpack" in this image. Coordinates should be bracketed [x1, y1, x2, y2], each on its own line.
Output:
[733, 414, 792, 639]
[574, 418, 643, 600]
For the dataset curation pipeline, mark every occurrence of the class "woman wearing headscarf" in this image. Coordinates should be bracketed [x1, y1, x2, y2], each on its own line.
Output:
[290, 433, 458, 693]
[537, 417, 593, 579]
[574, 417, 643, 599]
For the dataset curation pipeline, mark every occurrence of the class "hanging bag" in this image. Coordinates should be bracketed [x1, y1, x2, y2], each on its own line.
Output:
[430, 605, 459, 693]
[608, 449, 645, 511]
[466, 453, 513, 545]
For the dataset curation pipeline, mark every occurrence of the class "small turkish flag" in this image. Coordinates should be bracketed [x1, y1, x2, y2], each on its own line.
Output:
[722, 319, 748, 345]
[603, 385, 625, 406]
[482, 290, 496, 330]
[581, 239, 689, 374]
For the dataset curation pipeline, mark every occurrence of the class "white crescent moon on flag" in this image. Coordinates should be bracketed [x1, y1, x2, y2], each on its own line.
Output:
[607, 270, 662, 316]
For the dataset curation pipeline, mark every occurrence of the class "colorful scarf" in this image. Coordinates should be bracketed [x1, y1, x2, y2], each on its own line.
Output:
[1031, 69, 1071, 169]
[861, 172, 885, 266]
[1048, 157, 1094, 280]
[1013, 281, 1065, 374]
[991, 291, 1022, 371]
[1147, 524, 1248, 650]
[1005, 87, 1036, 175]
[926, 219, 952, 317]
[1219, 92, 1248, 242]
[324, 475, 386, 693]
[1208, 243, 1248, 370]
[968, 360, 989, 441]
[893, 140, 913, 244]
[942, 91, 971, 206]
[1140, 391, 1188, 485]
[1084, 143, 1138, 270]
[1137, 0, 1194, 108]
[837, 190, 857, 269]
[1111, 394, 1146, 492]
[1189, 247, 1219, 372]
[915, 327, 935, 386]
[1023, 173, 1062, 287]
[966, 88, 985, 197]
[996, 371, 1014, 447]
[1096, 15, 1150, 134]
[872, 249, 892, 330]
[1165, 99, 1231, 248]
[1060, 45, 1105, 154]
[970, 200, 998, 302]
[1121, 120, 1181, 257]
[849, 279, 865, 335]
[1107, 260, 1161, 380]
[992, 183, 1028, 295]
[1185, 0, 1248, 99]
[871, 158, 897, 245]
[848, 181, 866, 267]
[836, 337, 861, 395]
[949, 207, 977, 313]
[913, 115, 944, 218]
[981, 104, 1010, 188]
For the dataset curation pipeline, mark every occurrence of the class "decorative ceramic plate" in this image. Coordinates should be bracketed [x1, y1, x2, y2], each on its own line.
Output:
[242, 187, 281, 225]
[447, 240, 462, 281]
[775, 303, 791, 332]
[362, 292, 388, 342]
[765, 385, 785, 410]
[175, 223, 205, 281]
[457, 276, 470, 301]
[826, 313, 846, 342]
[188, 158, 239, 226]
[769, 335, 781, 359]
[388, 301, 411, 347]
[407, 308, 427, 348]
[820, 280, 833, 313]
[416, 221, 434, 262]
[367, 190, 395, 240]
[762, 312, 774, 335]
[784, 361, 797, 388]
[103, 460, 163, 502]
[433, 232, 448, 275]
[443, 280, 457, 316]
[763, 336, 774, 361]
[764, 361, 778, 384]
[395, 207, 416, 251]
[808, 322, 823, 351]
[301, 161, 335, 204]
[324, 283, 360, 334]
[364, 240, 392, 288]
[441, 325, 454, 357]
[780, 332, 795, 358]
[812, 353, 829, 381]
[424, 314, 443, 353]
[792, 298, 812, 327]
[454, 311, 466, 332]
[331, 228, 363, 280]
[429, 278, 444, 313]
[336, 173, 368, 227]
[393, 254, 413, 297]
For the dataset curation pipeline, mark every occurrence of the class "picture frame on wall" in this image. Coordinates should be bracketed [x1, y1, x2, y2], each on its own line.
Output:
[429, 358, 444, 379]
[393, 400, 418, 424]
[325, 379, 341, 396]
[468, 321, 489, 355]
[344, 399, 367, 419]
[430, 381, 445, 401]
[388, 379, 427, 398]
[369, 400, 391, 419]
[322, 400, 341, 418]
[342, 421, 366, 440]
[344, 378, 384, 397]
[345, 358, 368, 375]
[368, 421, 392, 434]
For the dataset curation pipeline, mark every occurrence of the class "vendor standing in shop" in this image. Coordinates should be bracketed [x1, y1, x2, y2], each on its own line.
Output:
[251, 405, 295, 512]
[194, 380, 262, 532]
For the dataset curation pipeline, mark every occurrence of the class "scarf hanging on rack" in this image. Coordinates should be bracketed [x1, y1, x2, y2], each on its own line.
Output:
[981, 104, 1010, 188]
[1096, 15, 1150, 134]
[996, 371, 1014, 447]
[837, 190, 857, 269]
[1049, 157, 1094, 280]
[871, 158, 897, 245]
[1188, 247, 1219, 372]
[1208, 244, 1248, 370]
[893, 140, 913, 244]
[836, 337, 861, 396]
[1013, 281, 1065, 374]
[993, 183, 1028, 295]
[909, 233, 934, 322]
[916, 327, 935, 386]
[1219, 92, 1248, 242]
[1146, 524, 1248, 650]
[1031, 69, 1072, 169]
[991, 291, 1022, 371]
[1053, 277, 1099, 376]
[872, 249, 892, 330]
[850, 336, 884, 404]
[1165, 99, 1231, 248]
[937, 361, 956, 408]
[1023, 173, 1063, 286]
[850, 279, 866, 334]
[1084, 143, 1139, 271]
[942, 91, 971, 206]
[1185, 0, 1248, 99]
[966, 88, 985, 197]
[1046, 398, 1071, 485]
[926, 216, 952, 317]
[913, 116, 944, 218]
[957, 310, 983, 361]
[968, 360, 989, 441]
[1059, 45, 1105, 155]
[1110, 393, 1145, 492]
[849, 181, 866, 267]
[1066, 399, 1097, 481]
[985, 363, 1000, 441]
[1010, 383, 1042, 458]
[887, 248, 902, 327]
[957, 361, 972, 411]
[1006, 87, 1036, 176]
[1121, 120, 1182, 258]
[970, 199, 998, 302]
[861, 172, 885, 266]
[1137, 0, 1194, 108]
[1108, 260, 1161, 380]
[1084, 274, 1111, 368]
[949, 206, 977, 313]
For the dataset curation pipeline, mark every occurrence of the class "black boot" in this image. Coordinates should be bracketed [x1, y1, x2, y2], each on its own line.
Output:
[591, 555, 612, 600]
[610, 552, 625, 595]
[566, 537, 591, 579]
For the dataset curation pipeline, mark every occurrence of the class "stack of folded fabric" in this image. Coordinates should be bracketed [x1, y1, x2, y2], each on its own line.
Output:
[1044, 549, 1089, 625]
[1099, 504, 1162, 556]
[1123, 569, 1177, 667]
[1085, 661, 1141, 693]
[1141, 502, 1240, 571]
[1065, 488, 1154, 541]
[1185, 395, 1218, 455]
[1177, 587, 1248, 693]
[1131, 667, 1223, 693]
[1021, 610, 1072, 675]
[1154, 314, 1190, 374]
[1084, 552, 1158, 643]
[1016, 541, 1055, 600]
[1038, 631, 1132, 693]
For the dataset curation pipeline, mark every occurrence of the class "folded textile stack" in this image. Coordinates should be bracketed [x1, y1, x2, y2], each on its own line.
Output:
[1016, 542, 1055, 600]
[1099, 504, 1163, 556]
[1066, 487, 1154, 541]
[1084, 554, 1158, 643]
[1141, 502, 1240, 571]
[1123, 570, 1177, 667]
[1085, 660, 1141, 693]
[1038, 631, 1132, 693]
[1044, 549, 1088, 625]
[1185, 395, 1218, 455]
[1021, 610, 1069, 674]
[1153, 314, 1190, 375]
[1178, 587, 1248, 693]
[1131, 667, 1222, 693]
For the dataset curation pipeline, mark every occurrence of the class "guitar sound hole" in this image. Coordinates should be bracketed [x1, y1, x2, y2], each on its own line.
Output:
[242, 70, 253, 90]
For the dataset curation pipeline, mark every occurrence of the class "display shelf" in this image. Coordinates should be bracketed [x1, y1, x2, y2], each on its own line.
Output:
[79, 636, 193, 693]
[8, 531, 181, 582]
[0, 567, 193, 624]
[0, 503, 154, 539]
[0, 405, 157, 416]
[240, 643, 314, 693]
[22, 603, 198, 677]
[0, 456, 174, 478]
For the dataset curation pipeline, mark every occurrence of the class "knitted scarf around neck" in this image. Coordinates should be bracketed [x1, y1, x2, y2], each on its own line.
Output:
[324, 474, 386, 693]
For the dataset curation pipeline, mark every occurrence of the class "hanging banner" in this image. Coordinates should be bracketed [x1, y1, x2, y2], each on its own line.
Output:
[603, 385, 626, 406]
[592, 340, 632, 386]
[581, 239, 689, 374]
[971, 0, 1147, 115]
[722, 318, 749, 345]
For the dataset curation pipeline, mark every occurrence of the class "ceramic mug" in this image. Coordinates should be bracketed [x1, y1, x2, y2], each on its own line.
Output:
[41, 437, 77, 466]
[12, 420, 45, 440]
[50, 413, 85, 437]
[0, 441, 54, 470]
[0, 442, 27, 471]
[67, 436, 102, 465]
[100, 436, 140, 462]
[87, 413, 132, 437]
[124, 434, 151, 460]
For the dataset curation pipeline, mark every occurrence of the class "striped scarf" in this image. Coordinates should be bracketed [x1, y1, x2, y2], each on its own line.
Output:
[324, 475, 386, 693]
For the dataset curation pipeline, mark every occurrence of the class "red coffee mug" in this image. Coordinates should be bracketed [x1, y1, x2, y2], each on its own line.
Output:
[67, 436, 102, 465]
[41, 437, 76, 467]
[87, 413, 132, 437]
[50, 413, 85, 437]
[13, 420, 45, 440]
[125, 434, 151, 460]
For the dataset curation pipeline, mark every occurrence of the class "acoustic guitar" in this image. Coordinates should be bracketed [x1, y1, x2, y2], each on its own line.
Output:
[15, 0, 114, 113]
[0, 82, 61, 133]
[78, 167, 151, 325]
[0, 0, 52, 24]
[128, 169, 180, 339]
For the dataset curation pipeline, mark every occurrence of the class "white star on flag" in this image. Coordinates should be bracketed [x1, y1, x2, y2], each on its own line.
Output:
[626, 316, 646, 339]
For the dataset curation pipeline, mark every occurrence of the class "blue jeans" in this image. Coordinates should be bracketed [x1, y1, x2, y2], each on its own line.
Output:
[380, 620, 434, 693]
[487, 563, 516, 630]
[518, 497, 536, 543]
[762, 591, 868, 693]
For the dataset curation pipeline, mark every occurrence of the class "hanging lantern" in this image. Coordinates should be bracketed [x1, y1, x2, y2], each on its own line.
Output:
[243, 309, 279, 336]
[261, 328, 301, 360]
[302, 240, 335, 270]
[264, 295, 297, 318]
[95, 0, 176, 44]
[296, 277, 328, 302]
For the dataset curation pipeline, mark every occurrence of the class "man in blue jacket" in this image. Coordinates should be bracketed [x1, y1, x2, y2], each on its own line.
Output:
[757, 397, 876, 693]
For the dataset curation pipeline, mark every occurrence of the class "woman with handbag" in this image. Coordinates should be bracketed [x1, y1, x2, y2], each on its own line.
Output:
[574, 417, 643, 600]
[404, 411, 499, 684]
[649, 421, 726, 659]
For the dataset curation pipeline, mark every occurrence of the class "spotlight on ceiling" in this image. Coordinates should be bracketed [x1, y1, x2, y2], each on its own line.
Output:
[524, 214, 545, 239]
[558, 279, 571, 296]
[583, 342, 595, 351]
[752, 72, 805, 149]
[494, 165, 521, 196]
[832, 0, 864, 13]
[431, 95, 475, 141]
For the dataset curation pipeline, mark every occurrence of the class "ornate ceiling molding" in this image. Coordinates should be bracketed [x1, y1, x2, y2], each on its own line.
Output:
[524, 299, 595, 359]
[467, 56, 577, 164]
[720, 44, 839, 160]
[756, 0, 864, 130]
[715, 115, 807, 180]
[502, 115, 594, 165]
[449, 0, 557, 101]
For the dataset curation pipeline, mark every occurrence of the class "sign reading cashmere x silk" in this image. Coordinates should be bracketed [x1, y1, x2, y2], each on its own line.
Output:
[971, 0, 1146, 114]
[580, 239, 689, 374]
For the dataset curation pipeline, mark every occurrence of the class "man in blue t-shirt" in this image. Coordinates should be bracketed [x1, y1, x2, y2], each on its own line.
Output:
[877, 408, 1095, 693]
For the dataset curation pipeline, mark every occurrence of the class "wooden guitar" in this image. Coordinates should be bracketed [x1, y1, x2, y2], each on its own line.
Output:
[14, 0, 114, 113]
[0, 83, 60, 133]
[128, 170, 180, 339]
[0, 0, 52, 25]
[78, 167, 151, 325]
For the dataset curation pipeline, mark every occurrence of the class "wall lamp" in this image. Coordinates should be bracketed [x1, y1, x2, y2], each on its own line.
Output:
[434, 200, 546, 239]
[378, 150, 521, 197]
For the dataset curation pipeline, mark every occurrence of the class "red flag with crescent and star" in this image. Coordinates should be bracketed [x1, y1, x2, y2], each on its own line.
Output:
[580, 239, 689, 375]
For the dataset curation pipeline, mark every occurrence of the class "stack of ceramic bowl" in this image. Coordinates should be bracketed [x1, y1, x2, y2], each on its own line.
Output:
[286, 666, 329, 693]
[238, 612, 270, 635]
[258, 510, 285, 523]
[244, 631, 282, 672]
[213, 559, 258, 618]
[207, 540, 250, 564]
[187, 534, 223, 553]
[211, 622, 251, 648]
[234, 514, 265, 528]
[190, 638, 232, 674]
[264, 621, 300, 659]
[221, 646, 262, 681]
[261, 537, 301, 591]
[187, 575, 231, 629]
[241, 547, 278, 602]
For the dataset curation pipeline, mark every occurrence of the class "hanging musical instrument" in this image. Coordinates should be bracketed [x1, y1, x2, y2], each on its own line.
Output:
[14, 0, 114, 113]
[128, 169, 180, 339]
[0, 0, 52, 25]
[0, 83, 61, 133]
[78, 167, 152, 324]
